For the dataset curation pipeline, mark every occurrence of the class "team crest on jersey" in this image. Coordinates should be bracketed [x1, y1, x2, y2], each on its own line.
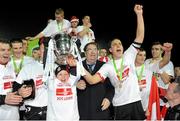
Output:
[117, 66, 130, 81]
[35, 75, 43, 87]
[122, 68, 129, 79]
[56, 88, 73, 96]
[4, 81, 12, 90]
[36, 79, 43, 87]
[138, 79, 146, 89]
[3, 75, 14, 90]
[56, 88, 73, 101]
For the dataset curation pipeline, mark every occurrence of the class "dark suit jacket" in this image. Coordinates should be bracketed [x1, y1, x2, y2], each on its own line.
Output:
[0, 95, 5, 105]
[164, 104, 180, 120]
[77, 60, 115, 120]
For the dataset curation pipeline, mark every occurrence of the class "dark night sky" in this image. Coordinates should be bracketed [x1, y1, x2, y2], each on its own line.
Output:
[0, 0, 179, 66]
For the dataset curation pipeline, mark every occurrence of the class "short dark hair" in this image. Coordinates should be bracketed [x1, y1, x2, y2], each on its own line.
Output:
[22, 38, 28, 41]
[0, 39, 10, 44]
[32, 47, 40, 52]
[152, 41, 162, 46]
[83, 42, 98, 52]
[108, 38, 121, 49]
[138, 48, 145, 52]
[82, 15, 90, 19]
[10, 38, 22, 47]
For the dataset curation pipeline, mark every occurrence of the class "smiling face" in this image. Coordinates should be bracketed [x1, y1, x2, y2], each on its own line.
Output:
[109, 39, 124, 60]
[56, 70, 70, 83]
[85, 43, 98, 64]
[0, 42, 11, 65]
[11, 42, 23, 59]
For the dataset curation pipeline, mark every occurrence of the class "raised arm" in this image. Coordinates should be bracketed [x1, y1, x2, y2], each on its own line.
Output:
[158, 43, 173, 84]
[26, 32, 44, 41]
[159, 42, 173, 69]
[134, 4, 144, 44]
[32, 32, 44, 40]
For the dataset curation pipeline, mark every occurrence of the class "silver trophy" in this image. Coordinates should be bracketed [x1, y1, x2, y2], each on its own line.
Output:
[52, 32, 74, 65]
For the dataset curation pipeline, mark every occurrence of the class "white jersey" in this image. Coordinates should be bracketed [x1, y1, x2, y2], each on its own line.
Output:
[42, 19, 71, 36]
[144, 59, 160, 73]
[145, 59, 174, 89]
[158, 61, 174, 88]
[136, 66, 152, 111]
[97, 45, 141, 106]
[15, 61, 48, 107]
[10, 55, 35, 76]
[145, 59, 174, 106]
[0, 63, 19, 120]
[47, 68, 80, 121]
[77, 25, 95, 52]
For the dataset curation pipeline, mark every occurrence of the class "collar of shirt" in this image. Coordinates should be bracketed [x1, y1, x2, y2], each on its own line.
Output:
[86, 61, 96, 71]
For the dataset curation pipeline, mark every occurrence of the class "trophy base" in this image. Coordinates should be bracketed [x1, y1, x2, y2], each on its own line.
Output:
[55, 54, 68, 65]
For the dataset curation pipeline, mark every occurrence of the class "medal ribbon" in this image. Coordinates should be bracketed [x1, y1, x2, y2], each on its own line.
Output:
[12, 56, 24, 74]
[57, 21, 63, 32]
[112, 57, 124, 80]
[136, 64, 145, 81]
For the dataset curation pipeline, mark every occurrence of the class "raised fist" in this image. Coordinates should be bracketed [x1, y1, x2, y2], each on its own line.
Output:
[162, 42, 173, 52]
[134, 4, 143, 15]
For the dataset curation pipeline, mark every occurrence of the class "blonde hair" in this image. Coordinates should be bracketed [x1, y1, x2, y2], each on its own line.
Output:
[55, 8, 64, 15]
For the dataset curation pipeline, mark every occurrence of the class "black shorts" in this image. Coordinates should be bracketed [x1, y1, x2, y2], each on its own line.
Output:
[24, 105, 47, 120]
[114, 101, 146, 120]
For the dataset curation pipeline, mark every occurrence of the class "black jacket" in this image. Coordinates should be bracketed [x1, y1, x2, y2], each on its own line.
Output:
[164, 104, 180, 120]
[77, 60, 115, 120]
[0, 95, 6, 105]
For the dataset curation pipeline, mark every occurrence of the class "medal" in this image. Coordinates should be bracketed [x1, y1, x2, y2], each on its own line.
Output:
[117, 75, 123, 88]
[113, 58, 124, 89]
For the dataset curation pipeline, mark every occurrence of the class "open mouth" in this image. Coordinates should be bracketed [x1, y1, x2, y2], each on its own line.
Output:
[3, 55, 9, 59]
[116, 49, 121, 52]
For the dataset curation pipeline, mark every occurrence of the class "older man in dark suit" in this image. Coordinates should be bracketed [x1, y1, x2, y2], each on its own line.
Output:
[77, 42, 114, 120]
